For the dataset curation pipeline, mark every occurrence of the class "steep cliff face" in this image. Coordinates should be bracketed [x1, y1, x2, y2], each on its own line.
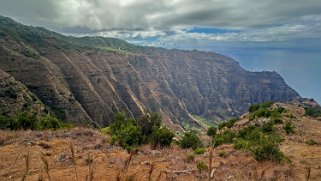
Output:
[0, 16, 300, 128]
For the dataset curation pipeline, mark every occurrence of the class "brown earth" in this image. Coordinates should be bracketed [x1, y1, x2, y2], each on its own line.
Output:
[0, 103, 320, 181]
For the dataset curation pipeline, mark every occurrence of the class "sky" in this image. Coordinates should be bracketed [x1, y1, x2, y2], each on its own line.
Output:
[0, 0, 320, 103]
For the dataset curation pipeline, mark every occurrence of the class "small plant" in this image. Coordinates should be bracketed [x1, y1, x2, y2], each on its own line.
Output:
[218, 150, 227, 158]
[40, 152, 51, 181]
[69, 140, 79, 181]
[186, 153, 195, 163]
[212, 130, 235, 147]
[283, 121, 295, 134]
[180, 130, 203, 150]
[194, 147, 206, 155]
[261, 121, 275, 133]
[305, 139, 317, 145]
[151, 126, 174, 149]
[196, 161, 208, 173]
[207, 126, 217, 136]
[21, 146, 30, 181]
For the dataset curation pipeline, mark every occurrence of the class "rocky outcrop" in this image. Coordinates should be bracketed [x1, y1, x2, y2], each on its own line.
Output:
[0, 15, 300, 128]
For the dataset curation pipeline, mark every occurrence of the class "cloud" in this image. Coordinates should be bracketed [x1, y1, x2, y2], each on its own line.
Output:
[1, 0, 321, 45]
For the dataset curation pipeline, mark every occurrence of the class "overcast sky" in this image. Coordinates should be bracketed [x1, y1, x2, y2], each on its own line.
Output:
[0, 0, 320, 102]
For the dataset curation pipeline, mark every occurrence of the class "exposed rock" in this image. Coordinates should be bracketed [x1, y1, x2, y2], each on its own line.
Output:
[0, 15, 300, 128]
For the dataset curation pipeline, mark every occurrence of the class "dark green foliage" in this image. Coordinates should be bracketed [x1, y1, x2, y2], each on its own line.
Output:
[196, 161, 208, 173]
[151, 126, 174, 148]
[218, 150, 227, 157]
[304, 106, 321, 118]
[283, 121, 295, 134]
[0, 109, 69, 130]
[212, 130, 236, 147]
[249, 104, 261, 112]
[305, 139, 317, 145]
[180, 130, 203, 150]
[15, 112, 37, 130]
[38, 115, 70, 130]
[4, 88, 17, 99]
[194, 147, 206, 155]
[138, 112, 161, 138]
[261, 121, 275, 133]
[207, 126, 217, 136]
[21, 49, 38, 59]
[108, 112, 173, 151]
[218, 118, 238, 129]
[261, 101, 274, 108]
[252, 139, 285, 162]
[117, 123, 142, 152]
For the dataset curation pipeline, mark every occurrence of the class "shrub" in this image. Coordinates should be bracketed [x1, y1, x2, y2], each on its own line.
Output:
[194, 147, 206, 155]
[180, 130, 203, 150]
[196, 161, 208, 173]
[305, 139, 317, 145]
[261, 101, 274, 108]
[218, 150, 227, 157]
[233, 138, 251, 150]
[218, 118, 238, 129]
[283, 121, 295, 134]
[117, 123, 142, 152]
[207, 126, 217, 136]
[304, 106, 321, 118]
[151, 126, 174, 148]
[249, 104, 261, 113]
[212, 130, 236, 147]
[252, 140, 285, 163]
[186, 153, 195, 163]
[15, 111, 37, 130]
[38, 115, 65, 130]
[261, 121, 275, 133]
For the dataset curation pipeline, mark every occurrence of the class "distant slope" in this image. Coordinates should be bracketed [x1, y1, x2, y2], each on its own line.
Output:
[0, 15, 300, 128]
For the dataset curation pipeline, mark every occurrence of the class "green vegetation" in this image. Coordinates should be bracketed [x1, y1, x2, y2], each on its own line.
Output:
[105, 112, 174, 152]
[179, 130, 203, 150]
[194, 147, 206, 155]
[196, 161, 208, 173]
[218, 150, 227, 157]
[185, 153, 195, 163]
[218, 118, 238, 129]
[151, 126, 175, 148]
[304, 106, 321, 118]
[210, 102, 291, 163]
[0, 110, 70, 130]
[305, 139, 317, 145]
[283, 121, 295, 134]
[207, 126, 217, 136]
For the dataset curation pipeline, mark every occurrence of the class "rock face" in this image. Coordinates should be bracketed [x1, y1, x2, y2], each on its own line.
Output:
[0, 15, 300, 128]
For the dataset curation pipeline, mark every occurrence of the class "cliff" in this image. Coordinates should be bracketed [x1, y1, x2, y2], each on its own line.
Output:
[0, 15, 300, 128]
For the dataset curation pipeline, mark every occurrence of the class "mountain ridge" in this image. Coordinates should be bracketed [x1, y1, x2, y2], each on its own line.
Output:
[0, 15, 300, 129]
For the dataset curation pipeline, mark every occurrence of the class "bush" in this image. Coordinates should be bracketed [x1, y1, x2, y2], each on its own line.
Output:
[212, 130, 236, 147]
[15, 111, 37, 130]
[180, 130, 203, 150]
[218, 150, 227, 157]
[207, 126, 217, 136]
[304, 106, 321, 118]
[261, 121, 275, 133]
[186, 153, 195, 163]
[38, 115, 66, 130]
[249, 104, 261, 112]
[194, 147, 206, 155]
[117, 123, 142, 152]
[218, 118, 238, 129]
[252, 140, 285, 163]
[151, 126, 174, 148]
[305, 139, 317, 145]
[283, 121, 295, 134]
[196, 161, 208, 173]
[233, 138, 251, 150]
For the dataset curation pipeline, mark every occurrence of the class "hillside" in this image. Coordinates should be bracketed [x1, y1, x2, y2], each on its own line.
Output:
[0, 101, 320, 181]
[0, 15, 300, 129]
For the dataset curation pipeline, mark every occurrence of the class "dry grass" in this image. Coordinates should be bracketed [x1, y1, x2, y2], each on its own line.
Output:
[0, 104, 320, 181]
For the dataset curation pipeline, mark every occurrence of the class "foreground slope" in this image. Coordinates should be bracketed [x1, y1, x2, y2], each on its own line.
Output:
[0, 102, 320, 181]
[0, 15, 299, 128]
